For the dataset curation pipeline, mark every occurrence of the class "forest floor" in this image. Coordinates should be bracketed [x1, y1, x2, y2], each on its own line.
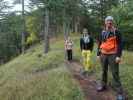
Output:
[66, 60, 116, 100]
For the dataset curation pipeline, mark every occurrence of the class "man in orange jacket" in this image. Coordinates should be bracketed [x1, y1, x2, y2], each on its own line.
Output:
[97, 16, 125, 100]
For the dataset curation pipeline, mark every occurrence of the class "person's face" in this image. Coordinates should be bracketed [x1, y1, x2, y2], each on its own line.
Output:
[105, 20, 113, 28]
[83, 29, 88, 35]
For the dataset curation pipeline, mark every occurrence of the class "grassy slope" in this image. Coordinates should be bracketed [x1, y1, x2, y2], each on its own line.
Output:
[0, 37, 84, 100]
[0, 35, 133, 100]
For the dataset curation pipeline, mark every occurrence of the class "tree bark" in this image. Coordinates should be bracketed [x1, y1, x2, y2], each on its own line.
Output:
[21, 0, 25, 54]
[44, 8, 50, 54]
[63, 21, 67, 40]
[74, 17, 79, 33]
[63, 8, 68, 40]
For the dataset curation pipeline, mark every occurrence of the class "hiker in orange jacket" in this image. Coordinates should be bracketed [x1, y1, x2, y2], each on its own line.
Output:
[97, 16, 125, 100]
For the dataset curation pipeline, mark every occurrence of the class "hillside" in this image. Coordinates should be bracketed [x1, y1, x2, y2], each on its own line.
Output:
[0, 36, 133, 100]
[0, 37, 84, 100]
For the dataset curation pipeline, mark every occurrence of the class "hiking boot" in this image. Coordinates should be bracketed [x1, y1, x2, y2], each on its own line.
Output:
[116, 94, 125, 100]
[80, 69, 87, 78]
[97, 85, 106, 92]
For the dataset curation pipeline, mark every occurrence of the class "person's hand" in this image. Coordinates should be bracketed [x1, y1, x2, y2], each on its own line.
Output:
[115, 57, 121, 63]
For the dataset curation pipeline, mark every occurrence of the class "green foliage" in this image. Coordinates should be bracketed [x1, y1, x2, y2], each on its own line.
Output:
[26, 15, 41, 45]
[0, 13, 22, 62]
[26, 33, 38, 46]
[110, 1, 133, 50]
[89, 0, 119, 22]
[1, 0, 133, 64]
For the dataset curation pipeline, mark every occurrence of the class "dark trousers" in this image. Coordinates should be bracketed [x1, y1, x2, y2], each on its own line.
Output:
[67, 50, 72, 61]
[100, 54, 123, 93]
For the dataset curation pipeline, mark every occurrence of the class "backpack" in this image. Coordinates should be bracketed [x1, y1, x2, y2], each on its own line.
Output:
[100, 30, 118, 52]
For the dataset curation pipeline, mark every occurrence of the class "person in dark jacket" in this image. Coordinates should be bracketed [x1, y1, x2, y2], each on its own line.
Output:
[80, 28, 94, 76]
[97, 16, 125, 100]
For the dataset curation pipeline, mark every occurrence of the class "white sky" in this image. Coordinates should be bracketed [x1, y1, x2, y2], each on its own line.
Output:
[5, 0, 30, 12]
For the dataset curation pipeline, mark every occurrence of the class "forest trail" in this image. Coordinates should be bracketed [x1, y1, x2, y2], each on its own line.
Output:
[65, 60, 117, 100]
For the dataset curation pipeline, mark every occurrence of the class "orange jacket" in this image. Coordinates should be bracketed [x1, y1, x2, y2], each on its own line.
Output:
[100, 36, 117, 54]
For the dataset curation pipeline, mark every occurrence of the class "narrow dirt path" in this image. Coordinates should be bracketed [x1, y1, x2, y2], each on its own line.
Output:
[65, 60, 116, 100]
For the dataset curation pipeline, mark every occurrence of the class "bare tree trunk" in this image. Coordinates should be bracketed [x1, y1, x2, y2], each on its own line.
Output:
[67, 22, 70, 36]
[74, 17, 79, 33]
[63, 8, 68, 40]
[74, 21, 78, 33]
[64, 22, 71, 38]
[63, 21, 67, 40]
[21, 0, 26, 54]
[44, 8, 50, 54]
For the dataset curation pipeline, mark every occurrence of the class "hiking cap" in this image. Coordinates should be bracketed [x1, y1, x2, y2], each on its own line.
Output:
[105, 16, 114, 21]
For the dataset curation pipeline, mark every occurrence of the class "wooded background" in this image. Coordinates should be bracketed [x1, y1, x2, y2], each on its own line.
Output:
[0, 0, 133, 64]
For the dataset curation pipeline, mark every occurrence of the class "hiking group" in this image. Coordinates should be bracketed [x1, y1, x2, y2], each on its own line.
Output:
[65, 16, 125, 100]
